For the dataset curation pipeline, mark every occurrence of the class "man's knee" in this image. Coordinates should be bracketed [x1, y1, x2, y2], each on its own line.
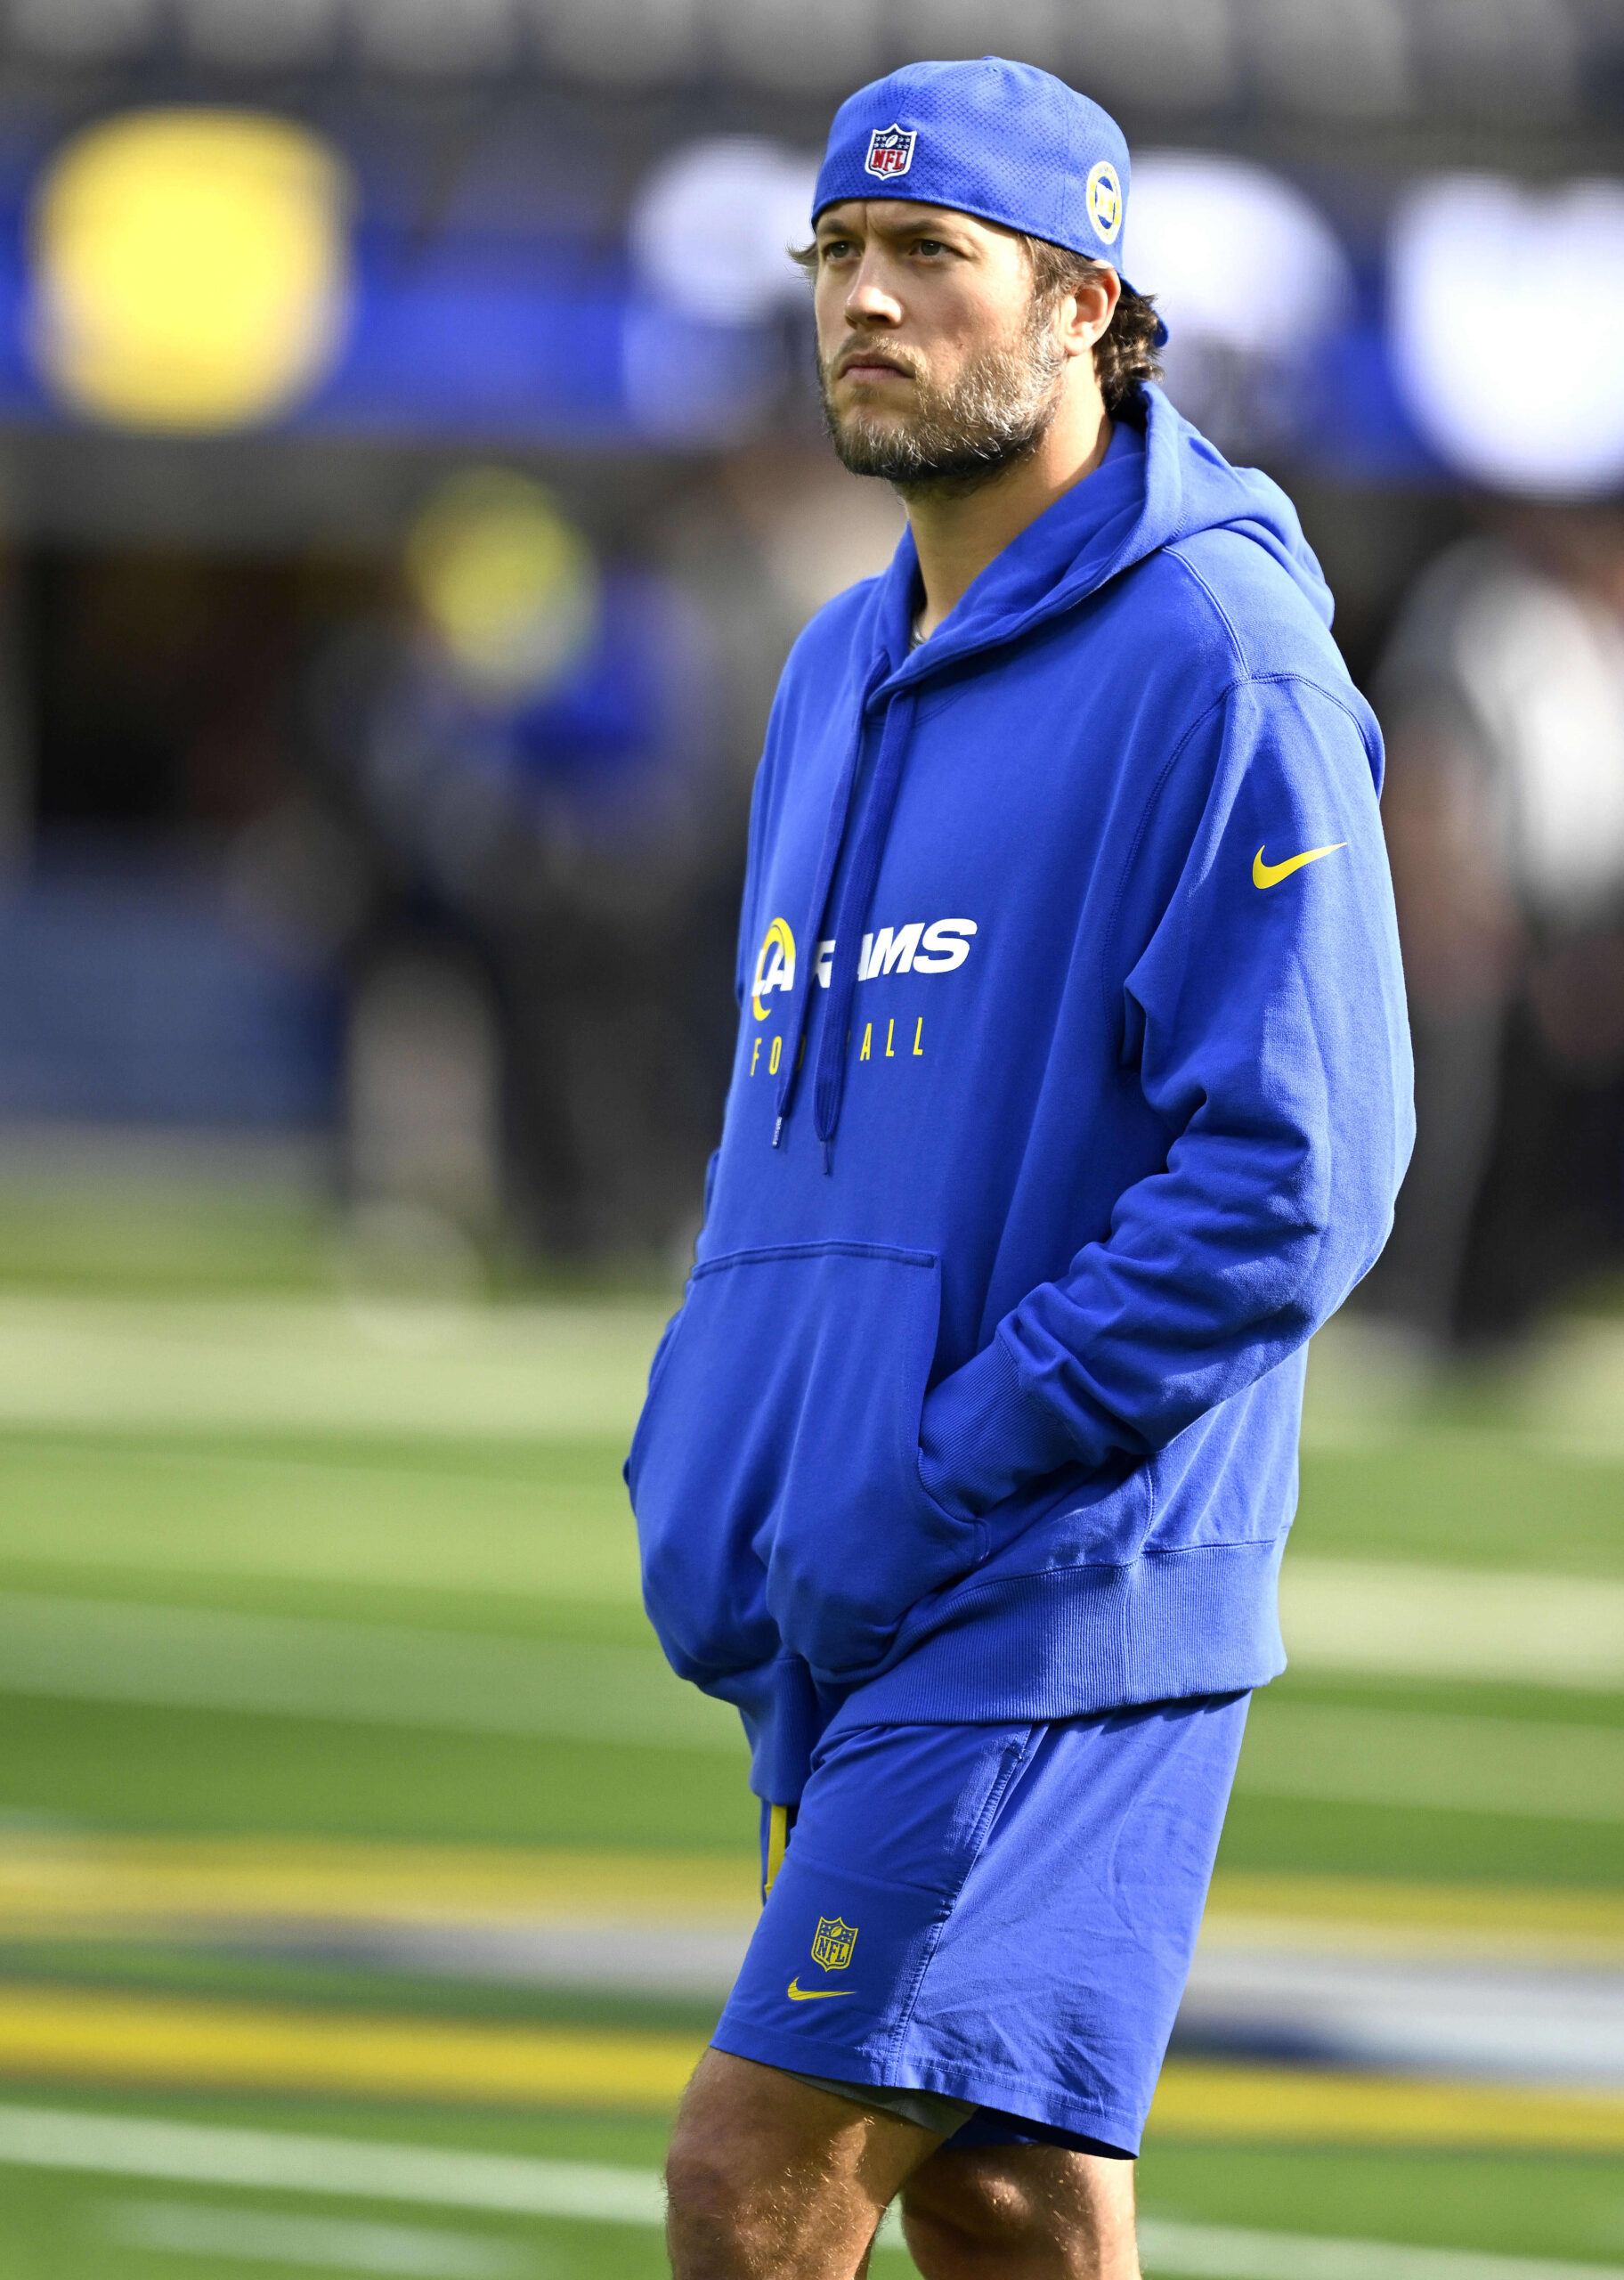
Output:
[665, 2050, 935, 2276]
[664, 2054, 845, 2272]
[665, 2080, 784, 2251]
[900, 2158, 1019, 2270]
[665, 2126, 761, 2248]
[901, 2148, 1139, 2279]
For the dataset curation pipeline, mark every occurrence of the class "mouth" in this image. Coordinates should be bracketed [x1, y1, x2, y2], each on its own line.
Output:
[834, 348, 914, 384]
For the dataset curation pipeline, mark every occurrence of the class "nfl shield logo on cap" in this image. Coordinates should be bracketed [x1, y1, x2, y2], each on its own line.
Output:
[815, 59, 1165, 338]
[865, 124, 916, 180]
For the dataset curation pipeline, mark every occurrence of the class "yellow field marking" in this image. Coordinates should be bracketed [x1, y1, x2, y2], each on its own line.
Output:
[1, 1838, 1616, 1950]
[0, 1987, 703, 2109]
[1149, 2060, 1624, 2152]
[0, 1984, 1614, 2149]
[0, 1836, 759, 1934]
[4, 1839, 1622, 1971]
[1202, 1874, 1624, 1964]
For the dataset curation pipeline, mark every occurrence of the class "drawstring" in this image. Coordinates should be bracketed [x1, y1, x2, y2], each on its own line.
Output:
[763, 1803, 792, 1899]
[772, 664, 888, 1145]
[810, 690, 917, 1171]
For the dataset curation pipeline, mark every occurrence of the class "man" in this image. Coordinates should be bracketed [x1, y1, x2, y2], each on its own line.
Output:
[627, 56, 1412, 2280]
[1371, 505, 1624, 1345]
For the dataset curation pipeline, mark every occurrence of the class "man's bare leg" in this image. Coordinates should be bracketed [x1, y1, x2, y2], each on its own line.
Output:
[664, 2049, 1141, 2280]
[900, 2143, 1141, 2279]
[665, 2049, 947, 2278]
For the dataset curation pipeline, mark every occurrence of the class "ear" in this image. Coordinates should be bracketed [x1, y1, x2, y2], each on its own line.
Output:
[1060, 265, 1120, 361]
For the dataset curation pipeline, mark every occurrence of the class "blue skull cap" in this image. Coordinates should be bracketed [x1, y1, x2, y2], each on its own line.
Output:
[814, 55, 1160, 330]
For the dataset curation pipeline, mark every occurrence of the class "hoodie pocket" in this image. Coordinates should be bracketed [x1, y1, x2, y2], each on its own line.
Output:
[628, 1241, 978, 1686]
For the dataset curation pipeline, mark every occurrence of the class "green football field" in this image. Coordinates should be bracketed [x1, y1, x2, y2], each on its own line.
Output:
[0, 1225, 1616, 2277]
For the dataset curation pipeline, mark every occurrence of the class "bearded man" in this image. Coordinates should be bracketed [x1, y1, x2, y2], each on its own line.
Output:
[627, 56, 1413, 2280]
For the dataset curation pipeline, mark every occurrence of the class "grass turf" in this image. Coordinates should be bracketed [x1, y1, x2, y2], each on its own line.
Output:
[1, 2090, 1623, 2276]
[0, 1284, 1614, 2272]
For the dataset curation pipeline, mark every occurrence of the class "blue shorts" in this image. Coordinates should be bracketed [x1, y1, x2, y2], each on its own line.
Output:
[711, 1690, 1250, 2157]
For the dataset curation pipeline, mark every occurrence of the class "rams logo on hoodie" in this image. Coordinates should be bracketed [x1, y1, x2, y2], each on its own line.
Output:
[751, 918, 796, 1020]
[752, 916, 977, 1022]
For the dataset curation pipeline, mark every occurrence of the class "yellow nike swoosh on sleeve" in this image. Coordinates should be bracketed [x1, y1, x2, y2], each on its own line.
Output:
[1253, 842, 1346, 890]
[787, 1979, 853, 2001]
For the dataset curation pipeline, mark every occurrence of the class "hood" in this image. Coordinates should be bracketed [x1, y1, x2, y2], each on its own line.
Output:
[772, 385, 1335, 1161]
[867, 382, 1333, 692]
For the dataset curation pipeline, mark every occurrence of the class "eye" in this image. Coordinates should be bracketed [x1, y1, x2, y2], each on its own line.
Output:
[818, 237, 857, 263]
[913, 237, 950, 256]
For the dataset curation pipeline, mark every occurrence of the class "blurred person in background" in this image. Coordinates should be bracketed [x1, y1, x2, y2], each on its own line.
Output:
[656, 441, 905, 820]
[1371, 504, 1624, 1346]
[305, 469, 735, 1266]
[627, 57, 1412, 2280]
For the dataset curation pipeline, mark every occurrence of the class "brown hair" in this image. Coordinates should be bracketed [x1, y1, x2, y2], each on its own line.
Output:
[1019, 235, 1163, 412]
[791, 229, 1163, 414]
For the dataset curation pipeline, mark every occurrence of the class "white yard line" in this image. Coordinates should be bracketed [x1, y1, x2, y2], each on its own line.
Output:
[0, 1593, 1618, 1820]
[0, 1295, 667, 1440]
[1174, 1946, 1624, 2086]
[0, 1593, 741, 1754]
[1238, 1702, 1624, 1825]
[1280, 1561, 1624, 1691]
[0, 2105, 667, 2221]
[0, 1291, 1620, 1462]
[0, 2105, 1616, 2280]
[1134, 2220, 1624, 2280]
[102, 2198, 522, 2277]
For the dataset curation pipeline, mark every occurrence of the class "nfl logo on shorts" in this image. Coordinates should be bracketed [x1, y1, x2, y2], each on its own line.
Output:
[810, 1915, 858, 1972]
[865, 125, 916, 180]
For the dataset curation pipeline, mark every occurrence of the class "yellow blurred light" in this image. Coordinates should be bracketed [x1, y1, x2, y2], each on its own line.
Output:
[29, 108, 352, 432]
[405, 468, 600, 700]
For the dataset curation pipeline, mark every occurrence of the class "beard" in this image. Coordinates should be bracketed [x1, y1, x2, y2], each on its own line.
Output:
[818, 301, 1066, 496]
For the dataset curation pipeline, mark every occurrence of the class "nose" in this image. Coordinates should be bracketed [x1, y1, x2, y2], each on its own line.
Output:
[842, 254, 903, 329]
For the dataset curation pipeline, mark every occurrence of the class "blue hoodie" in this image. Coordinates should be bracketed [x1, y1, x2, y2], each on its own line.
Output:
[627, 388, 1414, 1804]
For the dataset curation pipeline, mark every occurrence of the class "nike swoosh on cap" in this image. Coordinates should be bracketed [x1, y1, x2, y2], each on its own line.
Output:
[787, 1979, 854, 2001]
[1253, 842, 1346, 890]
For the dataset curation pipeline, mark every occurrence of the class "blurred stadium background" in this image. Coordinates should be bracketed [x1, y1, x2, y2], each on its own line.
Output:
[0, 1, 1617, 2275]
